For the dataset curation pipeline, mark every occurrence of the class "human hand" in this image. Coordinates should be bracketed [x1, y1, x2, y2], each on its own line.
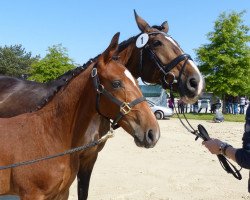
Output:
[202, 139, 224, 155]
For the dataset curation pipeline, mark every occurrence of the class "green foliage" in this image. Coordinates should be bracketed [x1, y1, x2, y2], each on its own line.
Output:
[29, 44, 76, 82]
[195, 11, 250, 97]
[0, 44, 39, 78]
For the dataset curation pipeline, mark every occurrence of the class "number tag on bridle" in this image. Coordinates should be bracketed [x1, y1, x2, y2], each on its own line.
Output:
[136, 33, 149, 48]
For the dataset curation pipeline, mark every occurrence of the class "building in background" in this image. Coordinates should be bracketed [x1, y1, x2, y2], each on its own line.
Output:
[139, 85, 168, 107]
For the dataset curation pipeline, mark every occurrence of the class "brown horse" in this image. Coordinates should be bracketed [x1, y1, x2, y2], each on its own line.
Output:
[0, 33, 160, 200]
[0, 11, 204, 199]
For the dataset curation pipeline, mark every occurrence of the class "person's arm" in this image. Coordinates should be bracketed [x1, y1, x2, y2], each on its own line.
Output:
[202, 139, 236, 161]
[202, 139, 250, 169]
[224, 145, 237, 162]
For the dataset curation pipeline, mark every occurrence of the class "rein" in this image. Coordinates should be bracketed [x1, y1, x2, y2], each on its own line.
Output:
[0, 130, 114, 170]
[169, 85, 242, 180]
[136, 31, 242, 180]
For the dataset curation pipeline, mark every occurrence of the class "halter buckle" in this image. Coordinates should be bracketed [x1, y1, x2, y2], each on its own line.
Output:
[97, 84, 104, 93]
[120, 103, 131, 115]
[91, 68, 97, 77]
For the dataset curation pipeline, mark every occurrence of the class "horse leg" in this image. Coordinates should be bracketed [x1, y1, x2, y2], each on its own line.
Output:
[77, 154, 98, 200]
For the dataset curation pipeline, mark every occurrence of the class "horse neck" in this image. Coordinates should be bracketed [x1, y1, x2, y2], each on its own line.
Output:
[118, 37, 141, 79]
[47, 64, 98, 146]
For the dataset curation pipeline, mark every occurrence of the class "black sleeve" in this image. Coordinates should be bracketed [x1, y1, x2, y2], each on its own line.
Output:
[235, 149, 250, 169]
[235, 106, 250, 169]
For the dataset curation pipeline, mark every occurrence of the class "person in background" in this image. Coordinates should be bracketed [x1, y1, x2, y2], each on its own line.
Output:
[190, 104, 194, 113]
[198, 99, 208, 113]
[194, 101, 199, 113]
[184, 103, 188, 113]
[228, 95, 233, 114]
[233, 96, 239, 115]
[213, 108, 224, 123]
[240, 96, 246, 114]
[168, 98, 174, 111]
[203, 105, 250, 191]
[178, 99, 185, 114]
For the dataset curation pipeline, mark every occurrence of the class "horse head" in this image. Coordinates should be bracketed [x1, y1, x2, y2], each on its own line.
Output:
[133, 11, 204, 104]
[93, 32, 160, 148]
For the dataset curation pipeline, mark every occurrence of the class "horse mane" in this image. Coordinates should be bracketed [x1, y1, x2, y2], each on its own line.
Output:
[35, 56, 100, 110]
[118, 35, 137, 53]
[0, 56, 99, 117]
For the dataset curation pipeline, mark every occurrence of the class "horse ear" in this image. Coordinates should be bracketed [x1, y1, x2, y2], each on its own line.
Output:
[102, 32, 120, 64]
[134, 10, 150, 32]
[161, 21, 169, 33]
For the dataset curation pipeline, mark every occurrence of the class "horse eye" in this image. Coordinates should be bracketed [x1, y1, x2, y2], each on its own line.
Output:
[112, 56, 120, 61]
[112, 80, 122, 89]
[152, 40, 162, 47]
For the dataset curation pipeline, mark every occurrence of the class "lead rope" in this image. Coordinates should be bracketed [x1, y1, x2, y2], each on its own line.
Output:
[0, 129, 114, 170]
[169, 85, 242, 180]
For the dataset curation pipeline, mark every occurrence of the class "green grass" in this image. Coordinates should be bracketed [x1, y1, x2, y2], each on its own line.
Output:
[172, 113, 245, 122]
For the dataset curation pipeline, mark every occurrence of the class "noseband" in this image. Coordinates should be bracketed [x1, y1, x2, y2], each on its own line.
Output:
[138, 31, 192, 89]
[91, 66, 146, 129]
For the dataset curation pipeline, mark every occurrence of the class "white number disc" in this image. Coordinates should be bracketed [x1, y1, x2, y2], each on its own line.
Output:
[136, 33, 149, 48]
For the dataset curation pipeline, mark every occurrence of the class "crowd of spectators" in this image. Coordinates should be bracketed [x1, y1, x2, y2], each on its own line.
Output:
[168, 95, 249, 115]
[225, 96, 249, 115]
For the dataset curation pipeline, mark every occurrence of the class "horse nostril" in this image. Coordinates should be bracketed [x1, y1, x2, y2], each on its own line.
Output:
[189, 78, 198, 89]
[146, 129, 154, 144]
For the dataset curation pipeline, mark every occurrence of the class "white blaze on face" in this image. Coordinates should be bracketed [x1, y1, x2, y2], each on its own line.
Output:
[124, 69, 136, 86]
[188, 60, 204, 95]
[165, 34, 204, 96]
[165, 36, 182, 52]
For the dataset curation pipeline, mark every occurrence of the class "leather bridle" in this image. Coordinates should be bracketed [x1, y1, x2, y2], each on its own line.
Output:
[137, 31, 242, 180]
[91, 66, 146, 129]
[138, 31, 192, 89]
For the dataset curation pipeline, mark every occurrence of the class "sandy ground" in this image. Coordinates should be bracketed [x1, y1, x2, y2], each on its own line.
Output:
[1, 118, 250, 200]
[68, 118, 250, 200]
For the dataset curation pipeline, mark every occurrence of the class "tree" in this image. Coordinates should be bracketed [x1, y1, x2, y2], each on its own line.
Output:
[195, 11, 250, 97]
[0, 44, 39, 78]
[29, 44, 76, 82]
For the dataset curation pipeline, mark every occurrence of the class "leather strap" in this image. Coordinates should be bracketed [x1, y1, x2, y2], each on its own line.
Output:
[92, 66, 146, 129]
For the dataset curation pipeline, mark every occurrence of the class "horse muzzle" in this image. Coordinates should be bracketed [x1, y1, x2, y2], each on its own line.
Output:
[179, 74, 205, 104]
[134, 129, 160, 148]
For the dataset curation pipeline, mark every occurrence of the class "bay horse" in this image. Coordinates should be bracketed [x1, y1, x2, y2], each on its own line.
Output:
[0, 33, 160, 200]
[0, 11, 204, 199]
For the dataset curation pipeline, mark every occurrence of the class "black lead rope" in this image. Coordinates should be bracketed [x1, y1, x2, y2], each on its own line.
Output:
[170, 86, 242, 180]
[197, 124, 242, 180]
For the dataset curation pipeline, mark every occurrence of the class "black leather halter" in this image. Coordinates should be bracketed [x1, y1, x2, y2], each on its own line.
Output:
[91, 67, 146, 129]
[138, 31, 192, 89]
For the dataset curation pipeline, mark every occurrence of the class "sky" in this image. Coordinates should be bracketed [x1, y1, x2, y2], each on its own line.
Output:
[0, 0, 249, 65]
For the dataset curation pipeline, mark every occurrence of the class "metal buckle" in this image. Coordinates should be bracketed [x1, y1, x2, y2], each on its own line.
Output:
[97, 84, 104, 93]
[163, 72, 177, 85]
[91, 68, 97, 77]
[120, 103, 131, 115]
